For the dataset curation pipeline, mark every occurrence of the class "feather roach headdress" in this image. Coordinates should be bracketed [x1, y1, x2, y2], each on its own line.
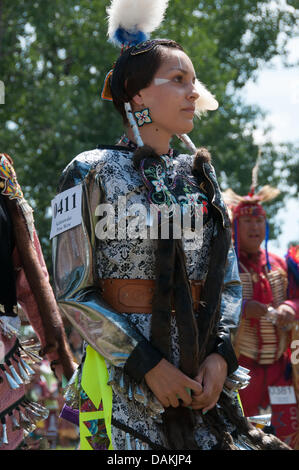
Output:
[102, 0, 170, 101]
[107, 0, 169, 46]
[102, 0, 219, 148]
[223, 149, 280, 220]
[222, 150, 280, 270]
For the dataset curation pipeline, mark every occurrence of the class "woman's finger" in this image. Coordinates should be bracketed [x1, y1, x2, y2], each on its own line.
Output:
[176, 388, 193, 406]
[190, 390, 210, 409]
[161, 397, 170, 408]
[194, 369, 204, 387]
[166, 393, 180, 408]
[186, 376, 203, 395]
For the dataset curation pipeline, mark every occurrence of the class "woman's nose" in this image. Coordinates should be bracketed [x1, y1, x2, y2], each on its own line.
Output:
[188, 81, 200, 101]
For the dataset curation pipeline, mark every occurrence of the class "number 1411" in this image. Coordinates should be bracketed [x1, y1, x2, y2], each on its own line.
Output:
[54, 193, 77, 218]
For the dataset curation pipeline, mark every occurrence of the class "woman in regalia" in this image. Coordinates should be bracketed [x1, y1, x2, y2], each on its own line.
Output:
[54, 0, 289, 450]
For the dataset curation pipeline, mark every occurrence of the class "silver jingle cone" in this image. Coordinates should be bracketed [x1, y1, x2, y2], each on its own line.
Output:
[4, 369, 20, 390]
[16, 361, 30, 384]
[9, 364, 23, 386]
[20, 358, 35, 376]
[0, 422, 8, 446]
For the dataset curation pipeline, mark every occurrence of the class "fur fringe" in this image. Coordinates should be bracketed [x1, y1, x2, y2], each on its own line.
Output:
[6, 199, 75, 380]
[193, 147, 212, 167]
[216, 393, 291, 450]
[132, 145, 160, 171]
[222, 185, 280, 207]
[256, 185, 280, 202]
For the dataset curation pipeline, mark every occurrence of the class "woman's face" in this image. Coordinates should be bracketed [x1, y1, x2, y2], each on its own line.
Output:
[132, 48, 199, 136]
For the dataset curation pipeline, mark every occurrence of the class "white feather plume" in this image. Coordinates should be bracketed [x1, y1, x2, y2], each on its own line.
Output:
[250, 148, 262, 194]
[194, 79, 219, 117]
[107, 0, 169, 43]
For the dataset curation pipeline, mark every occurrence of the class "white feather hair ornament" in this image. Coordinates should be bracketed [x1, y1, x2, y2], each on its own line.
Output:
[107, 0, 170, 47]
[194, 79, 219, 117]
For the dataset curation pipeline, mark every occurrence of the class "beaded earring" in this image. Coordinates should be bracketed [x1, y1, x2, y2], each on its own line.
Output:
[134, 108, 152, 127]
[124, 102, 144, 147]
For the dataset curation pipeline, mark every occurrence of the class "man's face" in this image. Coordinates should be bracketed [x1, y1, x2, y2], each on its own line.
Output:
[237, 215, 266, 254]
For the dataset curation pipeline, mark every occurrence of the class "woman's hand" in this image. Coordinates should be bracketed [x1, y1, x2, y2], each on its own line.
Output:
[188, 353, 228, 413]
[144, 358, 203, 408]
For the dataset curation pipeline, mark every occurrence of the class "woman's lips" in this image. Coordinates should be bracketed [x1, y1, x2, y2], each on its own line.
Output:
[181, 108, 195, 115]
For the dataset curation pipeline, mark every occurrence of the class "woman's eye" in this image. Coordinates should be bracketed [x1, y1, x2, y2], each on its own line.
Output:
[173, 75, 183, 83]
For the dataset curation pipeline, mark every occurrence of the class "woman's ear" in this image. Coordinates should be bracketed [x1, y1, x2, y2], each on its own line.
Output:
[131, 92, 144, 107]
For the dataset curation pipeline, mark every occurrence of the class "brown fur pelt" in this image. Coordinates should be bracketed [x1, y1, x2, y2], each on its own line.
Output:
[192, 147, 233, 364]
[215, 393, 291, 450]
[134, 144, 201, 448]
[6, 198, 75, 380]
[132, 144, 160, 171]
[162, 407, 200, 450]
[151, 236, 200, 449]
[193, 147, 212, 168]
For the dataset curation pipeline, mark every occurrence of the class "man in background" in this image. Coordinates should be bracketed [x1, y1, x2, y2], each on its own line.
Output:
[224, 184, 299, 448]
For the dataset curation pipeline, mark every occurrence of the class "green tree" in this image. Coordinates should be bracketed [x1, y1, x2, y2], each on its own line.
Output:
[0, 0, 298, 268]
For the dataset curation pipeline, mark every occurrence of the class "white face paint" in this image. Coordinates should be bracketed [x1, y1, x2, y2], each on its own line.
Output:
[154, 57, 184, 86]
[154, 78, 170, 86]
[177, 54, 183, 70]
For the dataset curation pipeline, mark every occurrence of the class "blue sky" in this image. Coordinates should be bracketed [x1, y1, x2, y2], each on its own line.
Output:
[241, 35, 299, 257]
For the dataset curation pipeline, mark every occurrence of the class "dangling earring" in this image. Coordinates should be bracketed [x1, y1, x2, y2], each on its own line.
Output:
[134, 108, 152, 127]
[124, 102, 144, 147]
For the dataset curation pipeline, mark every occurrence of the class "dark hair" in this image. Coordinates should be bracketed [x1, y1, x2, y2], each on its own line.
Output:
[110, 39, 184, 123]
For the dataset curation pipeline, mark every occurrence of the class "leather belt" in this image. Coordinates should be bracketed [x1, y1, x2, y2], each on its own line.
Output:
[99, 278, 202, 314]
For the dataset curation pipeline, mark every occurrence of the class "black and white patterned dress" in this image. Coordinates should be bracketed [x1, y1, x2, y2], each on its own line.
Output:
[56, 146, 243, 450]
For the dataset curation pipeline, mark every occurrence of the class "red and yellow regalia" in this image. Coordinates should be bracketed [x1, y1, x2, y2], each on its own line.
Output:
[224, 181, 299, 449]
